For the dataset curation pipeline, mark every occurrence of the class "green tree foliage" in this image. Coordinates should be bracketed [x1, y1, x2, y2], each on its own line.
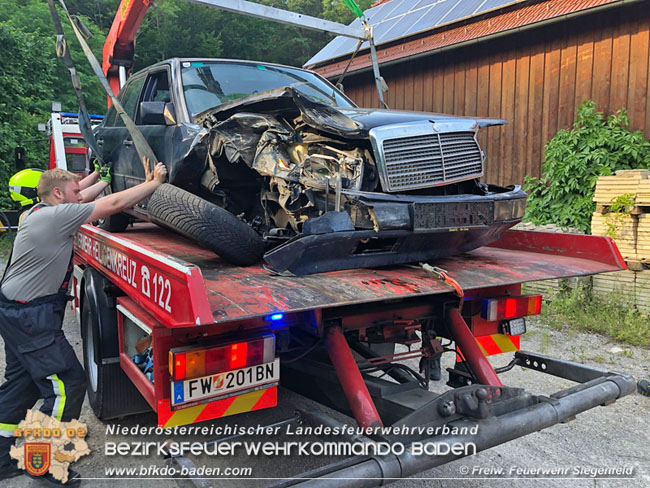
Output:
[0, 22, 54, 208]
[524, 100, 650, 233]
[0, 0, 108, 208]
[323, 0, 373, 24]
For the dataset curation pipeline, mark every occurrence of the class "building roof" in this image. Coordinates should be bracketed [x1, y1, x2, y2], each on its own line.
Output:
[305, 0, 626, 75]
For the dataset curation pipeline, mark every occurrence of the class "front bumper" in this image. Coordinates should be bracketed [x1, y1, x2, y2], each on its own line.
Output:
[264, 186, 527, 275]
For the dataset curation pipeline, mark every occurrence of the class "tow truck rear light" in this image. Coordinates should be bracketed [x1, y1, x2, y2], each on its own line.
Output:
[169, 334, 275, 381]
[481, 295, 542, 322]
[501, 317, 527, 336]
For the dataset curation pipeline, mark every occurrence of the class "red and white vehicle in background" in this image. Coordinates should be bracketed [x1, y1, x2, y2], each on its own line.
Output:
[46, 102, 103, 175]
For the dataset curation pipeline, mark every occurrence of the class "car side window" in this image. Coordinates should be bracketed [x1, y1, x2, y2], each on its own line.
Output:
[115, 76, 146, 127]
[143, 71, 172, 103]
[102, 105, 118, 127]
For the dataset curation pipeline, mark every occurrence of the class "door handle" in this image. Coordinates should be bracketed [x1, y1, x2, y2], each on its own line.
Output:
[123, 139, 134, 147]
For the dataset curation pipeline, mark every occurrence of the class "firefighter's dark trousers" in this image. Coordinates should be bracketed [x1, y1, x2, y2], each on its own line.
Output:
[0, 293, 86, 466]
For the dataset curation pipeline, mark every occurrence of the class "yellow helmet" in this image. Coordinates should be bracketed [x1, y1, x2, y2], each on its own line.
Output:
[9, 168, 44, 207]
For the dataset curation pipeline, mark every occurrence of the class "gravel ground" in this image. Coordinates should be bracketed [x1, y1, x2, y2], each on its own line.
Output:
[1, 305, 648, 488]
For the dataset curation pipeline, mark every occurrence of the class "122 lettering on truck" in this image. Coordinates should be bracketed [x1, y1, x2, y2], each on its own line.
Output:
[72, 222, 635, 484]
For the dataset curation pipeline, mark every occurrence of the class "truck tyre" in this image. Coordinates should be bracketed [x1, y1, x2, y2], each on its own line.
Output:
[81, 283, 151, 420]
[147, 183, 265, 266]
[97, 212, 130, 232]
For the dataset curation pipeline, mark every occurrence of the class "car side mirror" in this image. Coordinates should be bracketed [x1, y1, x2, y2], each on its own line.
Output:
[140, 101, 176, 126]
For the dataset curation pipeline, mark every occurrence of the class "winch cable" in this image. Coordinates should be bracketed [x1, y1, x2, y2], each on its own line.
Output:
[415, 263, 465, 309]
[46, 0, 103, 166]
[334, 38, 362, 91]
[49, 0, 159, 174]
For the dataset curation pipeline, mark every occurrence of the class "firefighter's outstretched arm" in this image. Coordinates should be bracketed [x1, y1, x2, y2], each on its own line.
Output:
[87, 158, 166, 222]
[79, 169, 99, 190]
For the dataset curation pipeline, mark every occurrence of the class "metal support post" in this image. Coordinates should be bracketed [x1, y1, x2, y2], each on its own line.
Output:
[324, 326, 383, 429]
[447, 308, 502, 387]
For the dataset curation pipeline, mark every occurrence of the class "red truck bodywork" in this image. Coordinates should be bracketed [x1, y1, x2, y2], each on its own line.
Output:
[73, 224, 626, 429]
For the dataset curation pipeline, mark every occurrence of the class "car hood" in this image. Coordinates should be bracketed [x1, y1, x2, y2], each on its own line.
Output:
[196, 87, 506, 139]
[335, 107, 507, 131]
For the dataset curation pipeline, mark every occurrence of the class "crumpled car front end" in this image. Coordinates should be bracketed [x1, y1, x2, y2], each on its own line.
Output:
[192, 86, 525, 275]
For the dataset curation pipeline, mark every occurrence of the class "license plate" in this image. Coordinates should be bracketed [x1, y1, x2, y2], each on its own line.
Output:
[171, 359, 279, 406]
[413, 202, 493, 229]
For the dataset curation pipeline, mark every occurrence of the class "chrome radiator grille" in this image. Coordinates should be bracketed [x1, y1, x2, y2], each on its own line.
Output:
[380, 131, 483, 191]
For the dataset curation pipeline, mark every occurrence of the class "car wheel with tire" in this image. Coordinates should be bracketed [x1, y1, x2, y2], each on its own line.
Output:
[97, 212, 130, 232]
[147, 183, 265, 266]
[81, 288, 151, 420]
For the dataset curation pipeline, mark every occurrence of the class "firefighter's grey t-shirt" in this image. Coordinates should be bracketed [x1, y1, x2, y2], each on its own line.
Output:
[1, 202, 95, 302]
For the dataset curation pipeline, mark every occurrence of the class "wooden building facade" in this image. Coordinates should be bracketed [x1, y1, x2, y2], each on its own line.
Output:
[309, 0, 650, 187]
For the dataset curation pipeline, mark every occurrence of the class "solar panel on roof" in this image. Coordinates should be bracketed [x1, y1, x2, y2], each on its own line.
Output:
[476, 0, 520, 14]
[373, 15, 408, 44]
[410, 1, 455, 29]
[384, 0, 421, 18]
[439, 0, 488, 24]
[380, 6, 434, 43]
[413, 0, 439, 10]
[305, 0, 517, 67]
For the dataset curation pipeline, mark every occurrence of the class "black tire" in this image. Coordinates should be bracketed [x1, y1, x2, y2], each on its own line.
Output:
[81, 298, 150, 419]
[147, 183, 265, 266]
[97, 212, 130, 232]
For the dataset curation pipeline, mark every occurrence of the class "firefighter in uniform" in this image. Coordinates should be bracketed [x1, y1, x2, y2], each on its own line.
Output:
[9, 161, 113, 217]
[0, 159, 167, 483]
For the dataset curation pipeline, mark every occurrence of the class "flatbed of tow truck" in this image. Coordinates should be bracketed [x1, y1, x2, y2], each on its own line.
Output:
[75, 223, 625, 326]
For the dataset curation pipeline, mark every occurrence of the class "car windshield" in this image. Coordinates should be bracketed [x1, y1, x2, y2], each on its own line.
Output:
[181, 61, 356, 117]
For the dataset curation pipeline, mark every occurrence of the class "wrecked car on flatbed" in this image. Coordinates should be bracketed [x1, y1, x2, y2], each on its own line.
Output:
[96, 58, 526, 275]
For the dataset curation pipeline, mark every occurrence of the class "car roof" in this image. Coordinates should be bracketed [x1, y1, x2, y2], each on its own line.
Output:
[140, 57, 313, 74]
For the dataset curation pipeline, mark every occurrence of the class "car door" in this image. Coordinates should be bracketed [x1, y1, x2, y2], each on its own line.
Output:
[124, 68, 178, 195]
[108, 74, 146, 193]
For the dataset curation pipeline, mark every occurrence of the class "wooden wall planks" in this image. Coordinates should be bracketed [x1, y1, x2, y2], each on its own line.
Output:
[337, 5, 650, 186]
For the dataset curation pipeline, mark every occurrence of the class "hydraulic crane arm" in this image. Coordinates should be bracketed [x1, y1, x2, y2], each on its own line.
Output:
[102, 0, 153, 97]
[101, 0, 386, 106]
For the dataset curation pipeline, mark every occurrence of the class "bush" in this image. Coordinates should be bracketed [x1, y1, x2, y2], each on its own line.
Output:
[524, 100, 650, 233]
[537, 285, 650, 348]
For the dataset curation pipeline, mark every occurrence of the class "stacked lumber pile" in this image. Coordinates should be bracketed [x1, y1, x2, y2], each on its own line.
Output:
[593, 169, 649, 205]
[638, 214, 650, 261]
[592, 269, 650, 313]
[636, 271, 650, 313]
[590, 213, 637, 259]
[591, 170, 650, 313]
[592, 169, 650, 266]
[591, 270, 636, 297]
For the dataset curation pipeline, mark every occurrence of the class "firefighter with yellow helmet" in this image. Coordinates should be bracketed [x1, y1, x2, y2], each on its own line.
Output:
[8, 169, 43, 208]
[7, 163, 112, 226]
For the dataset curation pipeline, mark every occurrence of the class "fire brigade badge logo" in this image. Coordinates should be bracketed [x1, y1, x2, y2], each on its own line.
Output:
[11, 410, 90, 483]
[25, 443, 51, 476]
[213, 373, 224, 389]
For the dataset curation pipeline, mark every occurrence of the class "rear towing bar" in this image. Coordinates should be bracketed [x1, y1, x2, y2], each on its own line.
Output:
[165, 349, 634, 488]
[274, 351, 635, 487]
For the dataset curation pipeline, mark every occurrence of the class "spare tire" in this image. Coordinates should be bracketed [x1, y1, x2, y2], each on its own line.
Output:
[147, 183, 265, 266]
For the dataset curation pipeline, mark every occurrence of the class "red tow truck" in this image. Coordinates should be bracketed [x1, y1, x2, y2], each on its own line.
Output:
[72, 222, 636, 483]
[64, 0, 635, 483]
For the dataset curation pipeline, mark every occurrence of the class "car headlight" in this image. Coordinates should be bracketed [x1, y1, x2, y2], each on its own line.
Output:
[494, 199, 526, 221]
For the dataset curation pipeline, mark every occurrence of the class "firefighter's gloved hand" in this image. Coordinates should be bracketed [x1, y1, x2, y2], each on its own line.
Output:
[99, 165, 111, 184]
[93, 160, 101, 174]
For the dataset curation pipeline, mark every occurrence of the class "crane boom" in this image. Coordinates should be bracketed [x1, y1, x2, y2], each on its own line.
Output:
[102, 0, 153, 96]
[101, 0, 385, 106]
